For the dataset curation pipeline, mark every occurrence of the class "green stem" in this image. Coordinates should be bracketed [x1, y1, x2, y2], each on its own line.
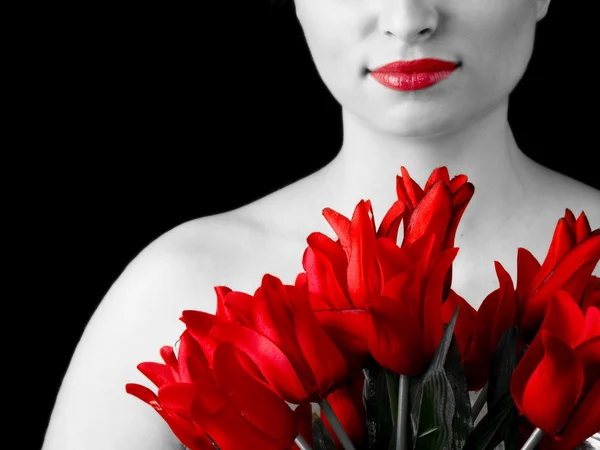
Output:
[294, 435, 313, 450]
[395, 375, 410, 450]
[520, 428, 544, 450]
[319, 398, 357, 450]
[472, 382, 488, 421]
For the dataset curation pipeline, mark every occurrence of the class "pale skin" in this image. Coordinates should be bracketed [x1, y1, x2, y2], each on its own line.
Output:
[43, 0, 600, 448]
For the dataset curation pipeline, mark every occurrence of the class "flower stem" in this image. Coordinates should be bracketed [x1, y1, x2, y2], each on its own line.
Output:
[395, 374, 410, 450]
[520, 428, 544, 450]
[471, 382, 488, 420]
[319, 398, 357, 450]
[294, 435, 313, 450]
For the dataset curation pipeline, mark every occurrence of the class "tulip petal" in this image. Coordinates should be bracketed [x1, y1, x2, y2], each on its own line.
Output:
[490, 262, 518, 351]
[313, 309, 370, 366]
[515, 247, 541, 313]
[177, 331, 208, 382]
[293, 402, 314, 448]
[578, 306, 600, 344]
[541, 291, 584, 346]
[321, 373, 367, 449]
[574, 335, 600, 394]
[403, 181, 453, 252]
[581, 276, 600, 313]
[423, 247, 459, 360]
[307, 231, 350, 294]
[210, 322, 309, 403]
[181, 310, 221, 364]
[556, 379, 600, 446]
[424, 166, 451, 191]
[444, 181, 474, 250]
[160, 346, 180, 381]
[191, 396, 289, 450]
[323, 207, 352, 258]
[511, 328, 545, 411]
[347, 200, 381, 309]
[254, 276, 304, 363]
[534, 218, 576, 288]
[303, 242, 352, 310]
[521, 331, 584, 435]
[214, 286, 233, 320]
[442, 290, 476, 359]
[137, 362, 174, 388]
[159, 382, 201, 416]
[377, 199, 406, 242]
[293, 292, 349, 396]
[398, 166, 424, 209]
[213, 343, 297, 443]
[376, 237, 411, 285]
[125, 383, 213, 450]
[449, 173, 468, 193]
[368, 295, 425, 376]
[523, 234, 600, 332]
[575, 211, 593, 243]
[218, 290, 255, 326]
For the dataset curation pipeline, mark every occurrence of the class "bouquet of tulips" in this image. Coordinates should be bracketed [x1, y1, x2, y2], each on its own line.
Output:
[126, 166, 600, 450]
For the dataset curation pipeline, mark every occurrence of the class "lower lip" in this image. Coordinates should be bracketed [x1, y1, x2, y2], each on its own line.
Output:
[370, 69, 457, 91]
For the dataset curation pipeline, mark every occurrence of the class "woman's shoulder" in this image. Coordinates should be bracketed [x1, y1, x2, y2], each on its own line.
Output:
[535, 166, 600, 225]
[43, 206, 307, 449]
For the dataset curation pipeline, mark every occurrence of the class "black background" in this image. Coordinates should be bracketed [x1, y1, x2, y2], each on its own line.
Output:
[33, 1, 597, 448]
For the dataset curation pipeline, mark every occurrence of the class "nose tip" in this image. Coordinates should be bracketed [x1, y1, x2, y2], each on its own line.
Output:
[380, 1, 439, 44]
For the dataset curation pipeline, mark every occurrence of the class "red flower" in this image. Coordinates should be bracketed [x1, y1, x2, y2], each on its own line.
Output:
[517, 209, 600, 337]
[208, 274, 352, 404]
[126, 332, 300, 450]
[511, 291, 600, 449]
[300, 199, 400, 369]
[462, 261, 518, 390]
[368, 242, 461, 375]
[396, 165, 474, 254]
[320, 372, 367, 449]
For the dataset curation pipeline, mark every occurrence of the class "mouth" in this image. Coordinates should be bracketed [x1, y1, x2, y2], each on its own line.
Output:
[367, 58, 461, 91]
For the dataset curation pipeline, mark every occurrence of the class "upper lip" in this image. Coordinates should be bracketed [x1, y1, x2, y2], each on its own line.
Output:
[370, 58, 459, 74]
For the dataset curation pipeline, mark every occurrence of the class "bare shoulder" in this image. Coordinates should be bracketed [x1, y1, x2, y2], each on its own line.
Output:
[43, 208, 304, 450]
[540, 168, 600, 227]
[536, 168, 600, 276]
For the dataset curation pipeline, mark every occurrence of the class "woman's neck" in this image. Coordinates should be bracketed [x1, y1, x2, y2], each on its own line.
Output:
[316, 99, 546, 238]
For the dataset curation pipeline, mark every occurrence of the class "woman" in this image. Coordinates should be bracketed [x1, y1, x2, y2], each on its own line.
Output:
[43, 0, 599, 448]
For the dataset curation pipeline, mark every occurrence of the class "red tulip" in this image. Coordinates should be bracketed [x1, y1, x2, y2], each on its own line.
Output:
[397, 166, 474, 302]
[300, 200, 393, 369]
[368, 244, 461, 375]
[511, 290, 600, 449]
[304, 198, 405, 312]
[320, 371, 367, 449]
[396, 165, 474, 253]
[462, 261, 518, 390]
[209, 274, 352, 404]
[126, 331, 300, 450]
[517, 209, 600, 337]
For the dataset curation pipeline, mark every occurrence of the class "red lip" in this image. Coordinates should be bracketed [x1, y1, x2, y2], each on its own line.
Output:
[369, 58, 459, 91]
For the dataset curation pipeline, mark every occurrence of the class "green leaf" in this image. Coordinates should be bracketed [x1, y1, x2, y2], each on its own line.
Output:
[430, 304, 460, 371]
[444, 335, 474, 450]
[462, 392, 515, 450]
[488, 326, 519, 410]
[386, 369, 399, 427]
[414, 369, 455, 450]
[410, 308, 460, 450]
[363, 364, 394, 449]
[312, 415, 337, 450]
[487, 406, 519, 450]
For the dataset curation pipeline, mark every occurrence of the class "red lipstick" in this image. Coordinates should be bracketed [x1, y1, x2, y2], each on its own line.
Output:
[369, 58, 459, 91]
